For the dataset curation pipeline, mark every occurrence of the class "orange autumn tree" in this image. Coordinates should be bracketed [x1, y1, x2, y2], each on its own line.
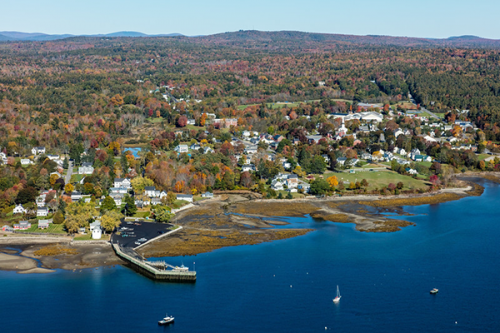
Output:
[200, 113, 207, 126]
[174, 180, 185, 193]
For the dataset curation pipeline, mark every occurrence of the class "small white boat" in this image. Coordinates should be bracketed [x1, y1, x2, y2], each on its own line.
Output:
[158, 314, 175, 325]
[430, 288, 439, 294]
[333, 285, 341, 303]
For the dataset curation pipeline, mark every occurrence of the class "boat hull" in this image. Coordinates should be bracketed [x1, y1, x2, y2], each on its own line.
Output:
[158, 319, 174, 325]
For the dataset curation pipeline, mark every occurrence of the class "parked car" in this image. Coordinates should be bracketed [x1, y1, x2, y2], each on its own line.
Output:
[139, 238, 147, 242]
[134, 241, 141, 245]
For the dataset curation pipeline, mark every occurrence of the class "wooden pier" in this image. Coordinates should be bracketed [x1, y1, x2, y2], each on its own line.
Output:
[112, 243, 196, 282]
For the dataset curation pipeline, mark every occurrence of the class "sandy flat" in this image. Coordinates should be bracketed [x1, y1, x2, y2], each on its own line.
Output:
[17, 267, 56, 274]
[0, 253, 37, 270]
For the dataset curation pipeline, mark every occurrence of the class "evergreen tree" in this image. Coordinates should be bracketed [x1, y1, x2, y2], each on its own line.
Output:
[123, 194, 137, 216]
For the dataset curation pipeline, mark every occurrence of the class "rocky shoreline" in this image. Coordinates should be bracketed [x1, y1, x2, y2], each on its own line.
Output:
[2, 173, 498, 271]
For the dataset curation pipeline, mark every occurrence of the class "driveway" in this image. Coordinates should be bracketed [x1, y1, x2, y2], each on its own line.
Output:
[65, 160, 73, 184]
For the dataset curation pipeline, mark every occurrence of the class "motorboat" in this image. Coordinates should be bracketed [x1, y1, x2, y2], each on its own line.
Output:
[158, 314, 175, 325]
[430, 288, 439, 294]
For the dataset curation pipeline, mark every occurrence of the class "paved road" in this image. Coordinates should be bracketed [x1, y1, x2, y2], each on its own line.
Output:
[420, 107, 440, 120]
[65, 160, 73, 184]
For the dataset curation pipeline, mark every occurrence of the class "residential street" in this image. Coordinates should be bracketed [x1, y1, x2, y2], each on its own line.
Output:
[65, 160, 73, 184]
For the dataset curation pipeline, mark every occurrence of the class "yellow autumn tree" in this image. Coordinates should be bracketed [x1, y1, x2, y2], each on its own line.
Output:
[327, 176, 339, 189]
[110, 94, 124, 106]
[109, 141, 121, 151]
[50, 174, 59, 186]
[65, 183, 74, 194]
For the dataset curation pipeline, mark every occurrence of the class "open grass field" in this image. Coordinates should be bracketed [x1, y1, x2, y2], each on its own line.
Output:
[18, 223, 67, 234]
[391, 101, 417, 109]
[324, 170, 428, 191]
[238, 99, 353, 111]
[477, 154, 491, 161]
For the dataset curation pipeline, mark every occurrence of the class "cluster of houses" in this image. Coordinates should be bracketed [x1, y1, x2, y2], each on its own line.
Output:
[270, 173, 300, 192]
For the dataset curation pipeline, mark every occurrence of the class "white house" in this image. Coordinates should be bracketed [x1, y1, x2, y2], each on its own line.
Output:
[174, 145, 189, 153]
[47, 154, 59, 161]
[37, 207, 49, 217]
[271, 180, 284, 191]
[111, 194, 123, 206]
[71, 191, 83, 201]
[242, 164, 255, 172]
[176, 194, 193, 203]
[36, 196, 46, 208]
[144, 186, 161, 198]
[190, 143, 201, 151]
[114, 178, 131, 189]
[78, 162, 94, 175]
[21, 159, 32, 166]
[38, 219, 53, 229]
[245, 147, 258, 155]
[13, 204, 27, 214]
[406, 168, 418, 175]
[203, 147, 214, 154]
[109, 187, 128, 195]
[90, 221, 102, 239]
[31, 146, 46, 155]
[201, 192, 214, 199]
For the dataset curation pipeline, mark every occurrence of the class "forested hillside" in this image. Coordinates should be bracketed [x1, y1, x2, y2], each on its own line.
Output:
[1, 32, 500, 155]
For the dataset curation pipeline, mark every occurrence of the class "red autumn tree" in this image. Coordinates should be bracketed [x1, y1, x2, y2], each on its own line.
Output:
[177, 115, 188, 127]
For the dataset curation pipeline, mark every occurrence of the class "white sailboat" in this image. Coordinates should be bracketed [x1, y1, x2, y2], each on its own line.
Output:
[333, 285, 341, 303]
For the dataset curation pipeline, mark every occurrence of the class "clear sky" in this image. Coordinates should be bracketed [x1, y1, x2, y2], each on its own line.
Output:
[2, 0, 500, 39]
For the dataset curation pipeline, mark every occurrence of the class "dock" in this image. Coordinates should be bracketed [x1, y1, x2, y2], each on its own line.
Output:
[112, 243, 196, 282]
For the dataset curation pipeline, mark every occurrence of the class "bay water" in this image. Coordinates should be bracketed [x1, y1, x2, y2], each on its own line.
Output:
[2, 179, 499, 332]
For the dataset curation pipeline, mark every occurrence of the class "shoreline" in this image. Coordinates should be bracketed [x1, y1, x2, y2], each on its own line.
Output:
[1, 173, 498, 271]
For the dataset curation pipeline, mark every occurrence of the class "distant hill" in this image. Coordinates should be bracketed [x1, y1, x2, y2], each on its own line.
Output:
[1, 30, 499, 48]
[0, 31, 184, 41]
[195, 30, 500, 48]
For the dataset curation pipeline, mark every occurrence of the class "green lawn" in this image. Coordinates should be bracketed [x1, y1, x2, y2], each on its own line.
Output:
[132, 211, 151, 218]
[415, 161, 432, 168]
[275, 190, 307, 199]
[146, 117, 164, 124]
[73, 233, 110, 241]
[172, 200, 190, 208]
[70, 174, 84, 183]
[477, 154, 491, 161]
[18, 223, 67, 234]
[324, 170, 428, 191]
[186, 124, 206, 131]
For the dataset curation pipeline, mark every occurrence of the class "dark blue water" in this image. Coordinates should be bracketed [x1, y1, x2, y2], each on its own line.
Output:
[2, 180, 500, 332]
